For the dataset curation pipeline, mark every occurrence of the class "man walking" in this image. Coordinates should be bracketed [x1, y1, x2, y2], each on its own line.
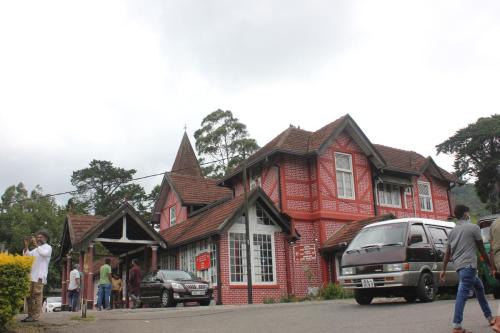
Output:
[68, 263, 80, 312]
[96, 258, 112, 310]
[440, 204, 495, 333]
[488, 215, 500, 332]
[22, 230, 52, 322]
[128, 259, 142, 309]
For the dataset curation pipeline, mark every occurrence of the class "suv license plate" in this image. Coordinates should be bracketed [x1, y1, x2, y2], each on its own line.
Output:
[361, 279, 375, 288]
[191, 290, 206, 296]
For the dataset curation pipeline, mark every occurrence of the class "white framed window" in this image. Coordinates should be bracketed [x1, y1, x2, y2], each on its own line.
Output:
[256, 203, 273, 225]
[404, 186, 412, 209]
[418, 181, 433, 212]
[253, 234, 274, 282]
[377, 183, 402, 208]
[229, 233, 247, 283]
[228, 205, 279, 285]
[335, 153, 355, 199]
[250, 174, 262, 190]
[169, 206, 176, 226]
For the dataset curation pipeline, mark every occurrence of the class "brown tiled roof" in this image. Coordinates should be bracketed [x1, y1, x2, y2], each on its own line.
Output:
[373, 144, 460, 182]
[67, 215, 104, 245]
[160, 195, 245, 247]
[322, 214, 396, 251]
[308, 115, 347, 151]
[373, 144, 427, 174]
[169, 173, 232, 205]
[171, 132, 203, 178]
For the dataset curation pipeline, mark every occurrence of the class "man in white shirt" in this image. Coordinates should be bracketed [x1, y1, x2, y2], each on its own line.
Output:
[68, 264, 80, 312]
[22, 230, 52, 322]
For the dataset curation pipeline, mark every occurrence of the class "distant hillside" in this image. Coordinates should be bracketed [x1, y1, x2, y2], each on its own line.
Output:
[451, 184, 490, 217]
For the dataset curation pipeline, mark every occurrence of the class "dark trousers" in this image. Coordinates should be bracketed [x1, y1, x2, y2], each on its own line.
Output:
[111, 290, 122, 309]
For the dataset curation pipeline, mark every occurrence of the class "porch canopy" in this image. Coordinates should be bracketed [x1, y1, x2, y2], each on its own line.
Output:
[58, 202, 166, 309]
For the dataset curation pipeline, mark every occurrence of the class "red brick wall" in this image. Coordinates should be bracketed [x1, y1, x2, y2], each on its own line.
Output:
[414, 174, 451, 220]
[159, 190, 188, 231]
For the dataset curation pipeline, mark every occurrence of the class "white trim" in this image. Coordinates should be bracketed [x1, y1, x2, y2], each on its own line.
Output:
[418, 181, 433, 212]
[94, 238, 157, 244]
[334, 152, 356, 200]
[169, 206, 176, 226]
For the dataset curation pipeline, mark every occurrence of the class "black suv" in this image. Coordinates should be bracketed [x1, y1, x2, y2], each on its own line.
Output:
[140, 270, 213, 307]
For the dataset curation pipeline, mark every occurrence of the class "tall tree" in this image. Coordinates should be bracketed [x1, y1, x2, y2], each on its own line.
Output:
[70, 160, 148, 216]
[0, 183, 65, 292]
[436, 114, 500, 213]
[194, 109, 259, 178]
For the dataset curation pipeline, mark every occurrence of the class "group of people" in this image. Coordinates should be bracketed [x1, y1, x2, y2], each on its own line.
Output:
[95, 258, 142, 310]
[19, 230, 144, 322]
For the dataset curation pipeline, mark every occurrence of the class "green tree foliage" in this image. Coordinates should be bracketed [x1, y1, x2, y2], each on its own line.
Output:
[194, 109, 259, 178]
[437, 115, 500, 213]
[70, 160, 147, 216]
[0, 183, 64, 292]
[451, 184, 489, 217]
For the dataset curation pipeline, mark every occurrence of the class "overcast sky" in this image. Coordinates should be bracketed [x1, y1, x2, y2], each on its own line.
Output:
[1, 0, 499, 204]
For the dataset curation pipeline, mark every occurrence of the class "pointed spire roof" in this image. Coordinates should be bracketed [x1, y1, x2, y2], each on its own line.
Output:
[171, 132, 203, 178]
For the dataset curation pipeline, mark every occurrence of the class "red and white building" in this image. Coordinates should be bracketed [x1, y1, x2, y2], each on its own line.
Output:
[152, 114, 460, 305]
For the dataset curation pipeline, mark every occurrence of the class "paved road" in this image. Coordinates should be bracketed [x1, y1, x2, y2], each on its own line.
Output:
[23, 298, 500, 333]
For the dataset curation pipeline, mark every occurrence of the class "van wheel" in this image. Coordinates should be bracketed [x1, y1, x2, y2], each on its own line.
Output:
[417, 272, 436, 302]
[354, 290, 373, 305]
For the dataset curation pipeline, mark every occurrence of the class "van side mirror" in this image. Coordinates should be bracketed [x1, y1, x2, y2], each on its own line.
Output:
[410, 234, 423, 245]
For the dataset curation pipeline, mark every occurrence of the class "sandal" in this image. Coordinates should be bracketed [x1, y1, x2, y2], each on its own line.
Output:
[20, 317, 38, 323]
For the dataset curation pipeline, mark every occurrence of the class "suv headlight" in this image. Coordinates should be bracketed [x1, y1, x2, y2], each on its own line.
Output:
[342, 267, 355, 276]
[171, 282, 184, 290]
[384, 263, 404, 272]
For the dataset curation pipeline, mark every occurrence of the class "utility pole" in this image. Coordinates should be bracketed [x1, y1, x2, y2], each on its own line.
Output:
[242, 158, 253, 304]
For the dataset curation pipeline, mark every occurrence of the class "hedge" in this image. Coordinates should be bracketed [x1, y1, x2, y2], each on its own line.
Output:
[0, 253, 33, 330]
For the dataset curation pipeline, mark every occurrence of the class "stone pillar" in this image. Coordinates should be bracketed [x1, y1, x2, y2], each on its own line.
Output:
[86, 243, 94, 309]
[150, 246, 158, 272]
[61, 258, 67, 309]
[79, 251, 84, 312]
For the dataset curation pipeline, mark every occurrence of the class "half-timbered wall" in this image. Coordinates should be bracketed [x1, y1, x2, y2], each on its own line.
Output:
[159, 190, 188, 230]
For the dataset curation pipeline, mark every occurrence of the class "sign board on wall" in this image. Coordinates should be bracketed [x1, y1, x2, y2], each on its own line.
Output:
[294, 244, 317, 262]
[196, 252, 211, 271]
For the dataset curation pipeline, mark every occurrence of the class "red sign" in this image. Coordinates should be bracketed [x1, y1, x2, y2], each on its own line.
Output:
[196, 252, 211, 271]
[294, 244, 317, 262]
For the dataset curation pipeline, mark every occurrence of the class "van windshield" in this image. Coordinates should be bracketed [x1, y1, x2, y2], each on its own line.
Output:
[347, 223, 408, 252]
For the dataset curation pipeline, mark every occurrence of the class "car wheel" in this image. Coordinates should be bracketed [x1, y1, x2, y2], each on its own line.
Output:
[199, 300, 210, 306]
[417, 272, 436, 303]
[354, 290, 373, 305]
[403, 295, 417, 303]
[161, 289, 175, 307]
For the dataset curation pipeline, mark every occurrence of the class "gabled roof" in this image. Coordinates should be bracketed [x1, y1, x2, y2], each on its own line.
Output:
[160, 187, 293, 248]
[322, 214, 396, 252]
[75, 202, 167, 252]
[222, 114, 386, 182]
[171, 132, 203, 178]
[66, 215, 104, 245]
[373, 144, 461, 183]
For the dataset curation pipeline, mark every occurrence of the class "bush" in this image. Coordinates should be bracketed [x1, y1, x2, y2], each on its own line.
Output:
[0, 253, 33, 330]
[320, 283, 353, 300]
[262, 297, 276, 304]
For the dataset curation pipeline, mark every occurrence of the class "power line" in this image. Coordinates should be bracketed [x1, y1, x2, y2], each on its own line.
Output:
[4, 157, 234, 205]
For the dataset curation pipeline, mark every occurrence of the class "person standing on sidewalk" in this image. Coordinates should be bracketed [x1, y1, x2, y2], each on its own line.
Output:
[128, 259, 142, 309]
[96, 258, 112, 310]
[111, 273, 123, 309]
[21, 230, 52, 322]
[488, 215, 500, 333]
[68, 263, 80, 312]
[440, 204, 495, 333]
